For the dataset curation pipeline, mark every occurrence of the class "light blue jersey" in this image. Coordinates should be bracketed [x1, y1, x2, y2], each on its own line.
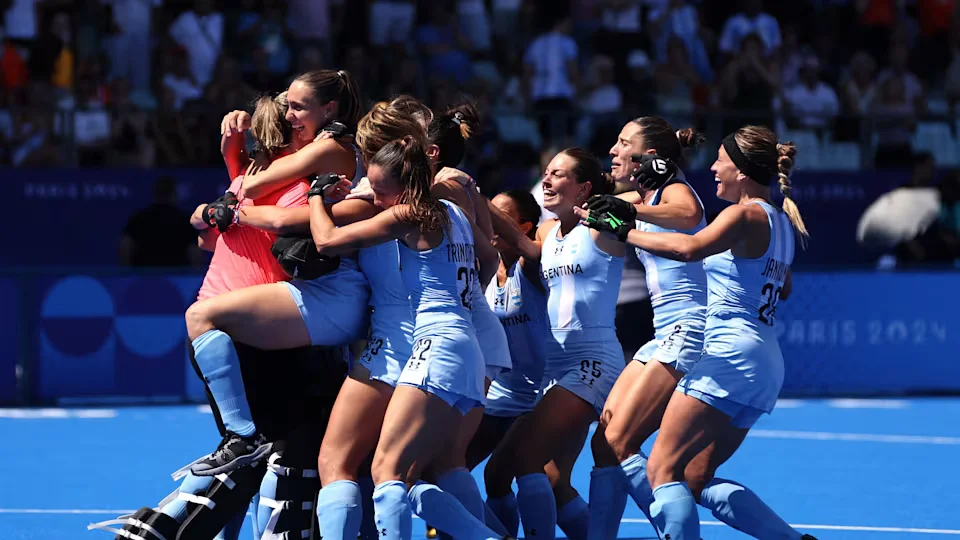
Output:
[484, 259, 549, 417]
[538, 222, 624, 414]
[357, 241, 415, 386]
[633, 178, 708, 373]
[396, 200, 486, 412]
[679, 200, 796, 415]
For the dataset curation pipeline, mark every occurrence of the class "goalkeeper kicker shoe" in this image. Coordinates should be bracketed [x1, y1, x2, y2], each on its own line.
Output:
[191, 431, 273, 476]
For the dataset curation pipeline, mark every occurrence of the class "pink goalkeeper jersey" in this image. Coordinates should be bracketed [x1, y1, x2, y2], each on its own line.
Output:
[197, 175, 309, 301]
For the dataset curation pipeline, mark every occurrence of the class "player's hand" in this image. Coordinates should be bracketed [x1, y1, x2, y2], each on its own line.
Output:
[435, 167, 477, 190]
[631, 154, 677, 192]
[586, 194, 637, 223]
[220, 110, 251, 137]
[574, 206, 634, 242]
[308, 173, 348, 200]
[346, 176, 376, 201]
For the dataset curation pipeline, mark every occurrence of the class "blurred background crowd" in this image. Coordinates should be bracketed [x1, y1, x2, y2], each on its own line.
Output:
[2, 0, 960, 267]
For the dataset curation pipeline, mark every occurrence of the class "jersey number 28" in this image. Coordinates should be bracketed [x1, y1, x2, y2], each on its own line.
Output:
[758, 283, 782, 326]
[457, 266, 476, 310]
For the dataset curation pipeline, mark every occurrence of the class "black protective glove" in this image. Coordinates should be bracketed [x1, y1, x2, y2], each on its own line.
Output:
[586, 194, 637, 224]
[202, 191, 239, 232]
[631, 153, 677, 191]
[307, 173, 342, 199]
[583, 211, 634, 242]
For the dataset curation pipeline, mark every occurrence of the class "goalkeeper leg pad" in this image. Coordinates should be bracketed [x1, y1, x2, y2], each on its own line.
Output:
[87, 507, 180, 540]
[257, 451, 321, 540]
[177, 462, 267, 540]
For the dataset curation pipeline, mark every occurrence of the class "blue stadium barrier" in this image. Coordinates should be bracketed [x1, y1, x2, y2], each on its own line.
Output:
[1, 269, 958, 405]
[0, 167, 918, 267]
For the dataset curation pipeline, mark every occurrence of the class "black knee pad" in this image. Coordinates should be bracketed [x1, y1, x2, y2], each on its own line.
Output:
[176, 462, 267, 540]
[257, 452, 321, 540]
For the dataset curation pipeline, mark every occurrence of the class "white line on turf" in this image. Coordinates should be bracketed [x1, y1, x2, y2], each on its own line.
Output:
[3, 510, 958, 535]
[0, 408, 117, 419]
[748, 429, 960, 445]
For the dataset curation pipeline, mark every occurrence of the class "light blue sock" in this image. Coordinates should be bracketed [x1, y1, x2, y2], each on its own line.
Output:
[483, 501, 508, 537]
[316, 480, 363, 540]
[256, 466, 279, 534]
[586, 466, 628, 540]
[650, 482, 699, 540]
[437, 468, 485, 520]
[358, 476, 379, 540]
[160, 472, 216, 522]
[516, 473, 557, 540]
[487, 492, 520, 538]
[556, 495, 588, 540]
[249, 497, 262, 540]
[436, 468, 486, 540]
[408, 481, 501, 540]
[214, 509, 245, 540]
[192, 330, 255, 436]
[699, 478, 803, 540]
[620, 452, 654, 523]
[373, 481, 412, 540]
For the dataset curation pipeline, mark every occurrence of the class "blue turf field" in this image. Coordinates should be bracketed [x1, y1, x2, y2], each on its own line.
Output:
[2, 398, 959, 539]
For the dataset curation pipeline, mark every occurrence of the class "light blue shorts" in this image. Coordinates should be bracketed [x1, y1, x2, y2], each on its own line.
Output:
[539, 338, 624, 416]
[485, 376, 538, 418]
[633, 318, 706, 375]
[473, 295, 513, 374]
[357, 304, 414, 387]
[678, 388, 766, 429]
[396, 329, 486, 415]
[283, 262, 370, 347]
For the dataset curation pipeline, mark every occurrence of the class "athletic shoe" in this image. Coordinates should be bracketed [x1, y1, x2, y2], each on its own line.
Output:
[190, 432, 273, 476]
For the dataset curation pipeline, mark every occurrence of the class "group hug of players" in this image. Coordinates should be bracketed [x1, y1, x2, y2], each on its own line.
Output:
[90, 68, 816, 540]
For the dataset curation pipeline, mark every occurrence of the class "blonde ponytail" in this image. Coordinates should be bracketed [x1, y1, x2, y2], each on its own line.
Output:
[250, 92, 289, 159]
[776, 141, 809, 248]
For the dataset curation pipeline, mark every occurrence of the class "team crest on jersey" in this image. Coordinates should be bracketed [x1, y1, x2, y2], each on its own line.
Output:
[510, 289, 522, 309]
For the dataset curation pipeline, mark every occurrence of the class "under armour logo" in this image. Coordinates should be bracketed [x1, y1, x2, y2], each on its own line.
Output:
[381, 528, 388, 536]
[653, 158, 668, 174]
[554, 244, 564, 255]
[495, 296, 506, 307]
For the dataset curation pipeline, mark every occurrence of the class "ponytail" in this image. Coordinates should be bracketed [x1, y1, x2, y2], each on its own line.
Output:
[250, 92, 290, 159]
[775, 141, 809, 248]
[428, 103, 481, 169]
[370, 136, 448, 233]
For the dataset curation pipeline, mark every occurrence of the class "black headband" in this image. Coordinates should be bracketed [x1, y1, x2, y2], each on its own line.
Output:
[722, 133, 774, 186]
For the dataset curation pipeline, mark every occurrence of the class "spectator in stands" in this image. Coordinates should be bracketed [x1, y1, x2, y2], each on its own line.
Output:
[369, 0, 417, 49]
[159, 44, 202, 111]
[620, 49, 657, 115]
[915, 0, 955, 81]
[0, 24, 29, 97]
[168, 0, 223, 88]
[595, 0, 647, 81]
[718, 32, 778, 136]
[837, 50, 879, 141]
[415, 5, 474, 85]
[523, 12, 579, 146]
[648, 0, 713, 85]
[457, 0, 492, 53]
[876, 44, 925, 116]
[286, 0, 333, 57]
[783, 55, 840, 132]
[102, 0, 160, 92]
[654, 36, 707, 125]
[120, 175, 204, 268]
[109, 77, 154, 167]
[871, 76, 916, 168]
[947, 23, 960, 112]
[718, 0, 781, 60]
[296, 44, 325, 73]
[204, 56, 257, 115]
[856, 0, 899, 65]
